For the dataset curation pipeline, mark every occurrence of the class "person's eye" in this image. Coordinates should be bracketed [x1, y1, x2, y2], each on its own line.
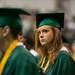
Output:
[38, 31, 41, 34]
[43, 29, 49, 33]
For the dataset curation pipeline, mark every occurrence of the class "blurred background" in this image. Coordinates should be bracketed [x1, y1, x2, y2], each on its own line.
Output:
[0, 0, 75, 42]
[0, 0, 75, 54]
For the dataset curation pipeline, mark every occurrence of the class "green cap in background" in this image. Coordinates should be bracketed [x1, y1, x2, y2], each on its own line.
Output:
[0, 8, 30, 37]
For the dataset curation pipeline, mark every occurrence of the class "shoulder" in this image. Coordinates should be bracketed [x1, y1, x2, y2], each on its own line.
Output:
[46, 51, 75, 75]
[8, 46, 36, 65]
[57, 51, 72, 61]
[55, 51, 75, 67]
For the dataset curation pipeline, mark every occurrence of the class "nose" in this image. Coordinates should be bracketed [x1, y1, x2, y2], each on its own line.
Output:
[39, 32, 44, 38]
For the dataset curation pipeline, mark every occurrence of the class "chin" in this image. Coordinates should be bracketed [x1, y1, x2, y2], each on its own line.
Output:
[41, 42, 46, 46]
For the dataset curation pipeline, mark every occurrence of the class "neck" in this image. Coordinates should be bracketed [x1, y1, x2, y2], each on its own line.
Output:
[43, 42, 56, 55]
[44, 43, 51, 51]
[0, 38, 14, 53]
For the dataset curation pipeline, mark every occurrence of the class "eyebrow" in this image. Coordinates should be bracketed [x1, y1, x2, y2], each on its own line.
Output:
[38, 28, 50, 32]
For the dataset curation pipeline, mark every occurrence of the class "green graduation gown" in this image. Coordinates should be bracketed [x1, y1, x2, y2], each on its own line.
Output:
[2, 45, 41, 75]
[45, 51, 75, 75]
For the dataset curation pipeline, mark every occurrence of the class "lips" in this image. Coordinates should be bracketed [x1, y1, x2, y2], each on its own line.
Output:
[40, 39, 46, 45]
[40, 39, 46, 43]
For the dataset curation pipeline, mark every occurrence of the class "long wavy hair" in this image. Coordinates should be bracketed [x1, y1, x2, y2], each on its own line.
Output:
[37, 27, 62, 72]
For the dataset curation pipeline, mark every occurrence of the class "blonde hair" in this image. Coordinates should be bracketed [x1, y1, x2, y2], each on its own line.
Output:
[38, 27, 62, 72]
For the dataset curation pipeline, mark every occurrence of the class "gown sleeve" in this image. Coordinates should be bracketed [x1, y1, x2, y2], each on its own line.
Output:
[2, 47, 42, 75]
[15, 49, 42, 75]
[53, 51, 75, 75]
[46, 51, 75, 75]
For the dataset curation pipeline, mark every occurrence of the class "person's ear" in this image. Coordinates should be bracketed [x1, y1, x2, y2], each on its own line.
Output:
[2, 26, 10, 37]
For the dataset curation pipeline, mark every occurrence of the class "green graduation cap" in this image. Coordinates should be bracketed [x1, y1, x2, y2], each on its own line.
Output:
[36, 13, 64, 29]
[0, 8, 30, 27]
[0, 8, 30, 38]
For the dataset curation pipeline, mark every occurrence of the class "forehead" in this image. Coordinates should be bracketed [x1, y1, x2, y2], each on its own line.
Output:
[38, 25, 52, 31]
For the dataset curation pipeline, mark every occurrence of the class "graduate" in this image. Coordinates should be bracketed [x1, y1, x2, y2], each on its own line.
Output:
[36, 13, 75, 75]
[0, 8, 41, 75]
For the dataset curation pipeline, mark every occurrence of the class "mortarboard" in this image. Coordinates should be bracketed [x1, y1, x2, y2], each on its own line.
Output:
[0, 8, 31, 37]
[0, 8, 30, 27]
[0, 8, 30, 15]
[36, 13, 64, 29]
